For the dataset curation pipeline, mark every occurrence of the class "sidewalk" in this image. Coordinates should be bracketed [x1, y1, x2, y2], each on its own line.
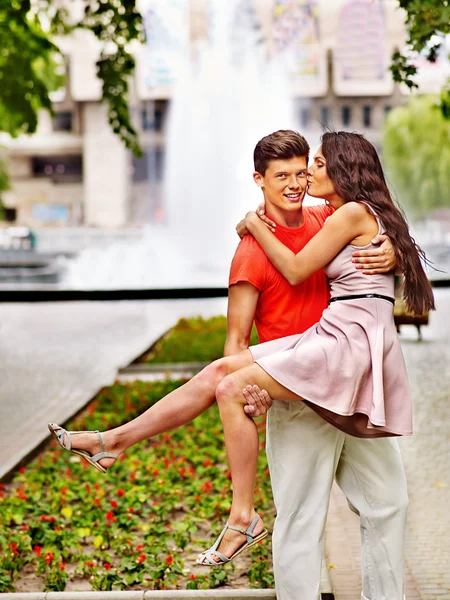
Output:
[324, 288, 450, 600]
[325, 485, 421, 600]
[0, 299, 227, 480]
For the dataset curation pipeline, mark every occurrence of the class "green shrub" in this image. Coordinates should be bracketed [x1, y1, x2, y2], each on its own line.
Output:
[140, 316, 259, 364]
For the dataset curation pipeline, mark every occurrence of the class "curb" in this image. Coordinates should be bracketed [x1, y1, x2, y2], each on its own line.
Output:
[0, 591, 276, 599]
[119, 363, 209, 374]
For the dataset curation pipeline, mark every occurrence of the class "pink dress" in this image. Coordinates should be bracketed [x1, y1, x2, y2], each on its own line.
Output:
[250, 210, 412, 438]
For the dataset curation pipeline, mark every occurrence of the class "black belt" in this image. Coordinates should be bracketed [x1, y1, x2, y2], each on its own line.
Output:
[329, 293, 395, 305]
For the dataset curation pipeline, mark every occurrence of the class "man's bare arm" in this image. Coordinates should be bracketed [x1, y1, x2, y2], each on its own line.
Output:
[224, 282, 260, 357]
[352, 234, 397, 274]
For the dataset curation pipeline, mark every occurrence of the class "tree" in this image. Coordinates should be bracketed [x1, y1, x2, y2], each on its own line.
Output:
[0, 1, 145, 155]
[383, 96, 450, 218]
[391, 0, 450, 116]
[0, 154, 10, 220]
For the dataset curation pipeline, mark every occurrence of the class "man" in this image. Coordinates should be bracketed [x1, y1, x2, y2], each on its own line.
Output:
[225, 130, 408, 600]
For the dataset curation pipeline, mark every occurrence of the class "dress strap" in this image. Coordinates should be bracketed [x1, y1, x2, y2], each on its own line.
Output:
[359, 201, 384, 235]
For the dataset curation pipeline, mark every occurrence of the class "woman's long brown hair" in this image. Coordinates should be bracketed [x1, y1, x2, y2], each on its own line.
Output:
[321, 131, 435, 315]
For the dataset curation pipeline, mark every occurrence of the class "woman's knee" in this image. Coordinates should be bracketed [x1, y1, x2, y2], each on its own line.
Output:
[199, 358, 230, 389]
[215, 374, 242, 405]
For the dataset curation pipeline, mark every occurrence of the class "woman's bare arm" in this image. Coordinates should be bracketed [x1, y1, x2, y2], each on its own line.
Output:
[245, 203, 369, 285]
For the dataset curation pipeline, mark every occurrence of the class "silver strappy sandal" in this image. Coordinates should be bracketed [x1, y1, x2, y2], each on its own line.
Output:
[48, 423, 120, 473]
[196, 513, 268, 566]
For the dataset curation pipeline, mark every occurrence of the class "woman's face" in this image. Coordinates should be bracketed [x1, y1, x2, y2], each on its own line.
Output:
[307, 147, 343, 208]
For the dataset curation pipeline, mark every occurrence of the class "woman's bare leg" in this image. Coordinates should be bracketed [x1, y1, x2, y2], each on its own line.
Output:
[204, 363, 302, 561]
[50, 350, 254, 469]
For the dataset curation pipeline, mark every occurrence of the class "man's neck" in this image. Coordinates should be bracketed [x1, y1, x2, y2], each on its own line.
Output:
[266, 203, 304, 228]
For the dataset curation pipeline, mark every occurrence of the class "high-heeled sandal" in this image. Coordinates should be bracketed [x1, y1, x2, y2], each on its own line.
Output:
[196, 513, 268, 566]
[48, 423, 120, 473]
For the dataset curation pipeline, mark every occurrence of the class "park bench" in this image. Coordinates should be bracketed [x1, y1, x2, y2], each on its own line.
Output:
[393, 276, 429, 340]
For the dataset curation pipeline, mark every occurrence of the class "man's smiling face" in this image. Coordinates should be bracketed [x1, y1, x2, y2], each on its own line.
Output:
[254, 156, 307, 214]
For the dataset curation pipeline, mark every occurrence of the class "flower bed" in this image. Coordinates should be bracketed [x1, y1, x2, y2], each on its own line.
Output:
[0, 380, 274, 592]
[138, 316, 259, 363]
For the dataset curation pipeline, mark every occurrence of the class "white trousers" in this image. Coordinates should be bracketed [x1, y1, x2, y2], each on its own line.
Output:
[266, 401, 408, 600]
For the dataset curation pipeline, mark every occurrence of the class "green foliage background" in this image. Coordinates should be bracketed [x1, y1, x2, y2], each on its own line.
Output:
[383, 96, 450, 218]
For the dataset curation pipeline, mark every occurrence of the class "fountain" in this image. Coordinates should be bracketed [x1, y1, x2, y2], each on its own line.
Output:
[59, 0, 299, 290]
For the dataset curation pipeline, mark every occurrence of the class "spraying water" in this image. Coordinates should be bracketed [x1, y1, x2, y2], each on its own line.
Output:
[66, 0, 298, 289]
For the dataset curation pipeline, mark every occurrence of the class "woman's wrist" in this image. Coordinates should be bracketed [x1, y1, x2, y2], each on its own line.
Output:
[245, 211, 259, 233]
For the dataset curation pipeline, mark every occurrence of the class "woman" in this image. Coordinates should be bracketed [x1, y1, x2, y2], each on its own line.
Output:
[49, 132, 434, 567]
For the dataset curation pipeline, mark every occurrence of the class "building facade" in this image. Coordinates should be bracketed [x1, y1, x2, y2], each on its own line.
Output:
[1, 0, 443, 229]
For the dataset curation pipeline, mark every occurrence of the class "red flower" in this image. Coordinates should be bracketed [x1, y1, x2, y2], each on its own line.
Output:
[105, 511, 116, 522]
[103, 563, 111, 570]
[128, 507, 135, 514]
[85, 483, 91, 494]
[200, 481, 213, 493]
[18, 467, 25, 474]
[84, 561, 95, 568]
[55, 526, 61, 533]
[194, 495, 201, 501]
[9, 542, 19, 556]
[136, 544, 144, 551]
[136, 553, 146, 564]
[59, 561, 67, 571]
[93, 497, 102, 507]
[190, 574, 197, 580]
[16, 486, 27, 501]
[203, 459, 213, 467]
[152, 469, 159, 476]
[165, 555, 173, 566]
[117, 489, 125, 497]
[110, 500, 118, 509]
[44, 552, 55, 565]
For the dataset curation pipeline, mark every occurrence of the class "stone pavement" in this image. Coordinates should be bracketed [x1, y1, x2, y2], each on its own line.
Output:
[0, 298, 227, 479]
[324, 288, 450, 600]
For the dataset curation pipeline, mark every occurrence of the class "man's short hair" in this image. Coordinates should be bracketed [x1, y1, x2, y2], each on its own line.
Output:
[254, 130, 310, 175]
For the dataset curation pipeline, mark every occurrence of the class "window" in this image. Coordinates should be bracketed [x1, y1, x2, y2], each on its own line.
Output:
[132, 150, 164, 182]
[320, 107, 330, 125]
[52, 112, 73, 132]
[300, 107, 310, 128]
[141, 105, 164, 131]
[384, 106, 392, 117]
[363, 106, 372, 128]
[342, 106, 351, 127]
[32, 155, 82, 182]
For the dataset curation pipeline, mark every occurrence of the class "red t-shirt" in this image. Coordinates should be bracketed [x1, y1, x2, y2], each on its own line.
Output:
[229, 205, 333, 343]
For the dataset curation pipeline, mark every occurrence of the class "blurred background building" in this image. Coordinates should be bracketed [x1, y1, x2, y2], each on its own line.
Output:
[3, 0, 446, 233]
